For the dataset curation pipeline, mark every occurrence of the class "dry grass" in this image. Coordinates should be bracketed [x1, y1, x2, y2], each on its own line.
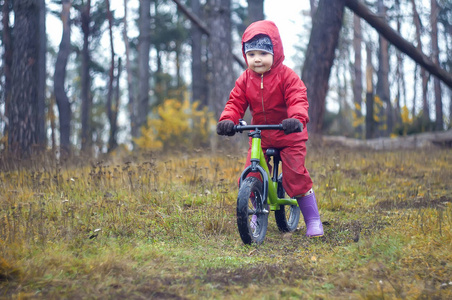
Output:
[0, 146, 451, 299]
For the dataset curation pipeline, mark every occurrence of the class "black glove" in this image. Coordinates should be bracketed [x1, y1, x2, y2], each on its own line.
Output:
[282, 118, 303, 134]
[216, 120, 235, 136]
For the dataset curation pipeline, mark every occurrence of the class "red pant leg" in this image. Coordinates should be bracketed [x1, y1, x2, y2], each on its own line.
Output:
[279, 142, 313, 198]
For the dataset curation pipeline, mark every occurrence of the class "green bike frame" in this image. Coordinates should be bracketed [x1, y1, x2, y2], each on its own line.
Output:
[238, 126, 298, 211]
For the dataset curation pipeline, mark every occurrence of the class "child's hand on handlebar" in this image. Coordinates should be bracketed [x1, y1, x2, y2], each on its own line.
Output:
[217, 120, 236, 136]
[282, 118, 303, 134]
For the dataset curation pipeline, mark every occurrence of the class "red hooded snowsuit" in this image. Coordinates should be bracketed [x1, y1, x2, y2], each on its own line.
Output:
[219, 20, 313, 197]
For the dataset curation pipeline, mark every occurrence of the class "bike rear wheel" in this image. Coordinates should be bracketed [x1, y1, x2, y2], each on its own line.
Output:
[274, 174, 300, 232]
[237, 177, 269, 245]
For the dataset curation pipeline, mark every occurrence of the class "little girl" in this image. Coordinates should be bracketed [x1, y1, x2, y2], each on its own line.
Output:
[216, 20, 323, 237]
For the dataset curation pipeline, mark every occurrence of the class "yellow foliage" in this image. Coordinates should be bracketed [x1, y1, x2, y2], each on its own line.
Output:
[352, 110, 365, 128]
[401, 106, 412, 125]
[374, 95, 383, 106]
[354, 102, 362, 111]
[134, 97, 214, 151]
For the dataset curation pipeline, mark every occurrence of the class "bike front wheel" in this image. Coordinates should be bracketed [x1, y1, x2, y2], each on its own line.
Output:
[237, 177, 269, 245]
[275, 174, 300, 232]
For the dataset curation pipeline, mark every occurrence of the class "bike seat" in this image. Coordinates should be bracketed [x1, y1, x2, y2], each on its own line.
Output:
[266, 148, 280, 157]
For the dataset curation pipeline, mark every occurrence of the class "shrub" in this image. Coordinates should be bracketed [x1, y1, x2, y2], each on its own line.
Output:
[134, 98, 215, 151]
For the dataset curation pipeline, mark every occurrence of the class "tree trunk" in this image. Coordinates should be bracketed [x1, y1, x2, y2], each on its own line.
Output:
[412, 64, 418, 117]
[365, 44, 376, 139]
[122, 0, 135, 142]
[247, 0, 264, 24]
[172, 0, 246, 69]
[80, 0, 92, 152]
[154, 1, 164, 107]
[135, 0, 151, 139]
[301, 0, 346, 134]
[175, 10, 183, 100]
[309, 0, 318, 19]
[49, 96, 56, 153]
[2, 0, 12, 137]
[208, 0, 235, 119]
[176, 39, 183, 100]
[8, 0, 41, 156]
[431, 0, 443, 130]
[394, 0, 404, 128]
[108, 58, 121, 152]
[190, 0, 208, 107]
[410, 0, 430, 123]
[445, 21, 452, 128]
[54, 0, 72, 156]
[155, 47, 164, 106]
[37, 0, 47, 147]
[345, 0, 452, 89]
[352, 13, 363, 138]
[105, 0, 117, 152]
[376, 0, 392, 136]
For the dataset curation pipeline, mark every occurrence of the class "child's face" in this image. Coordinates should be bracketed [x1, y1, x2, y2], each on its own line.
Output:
[246, 50, 273, 74]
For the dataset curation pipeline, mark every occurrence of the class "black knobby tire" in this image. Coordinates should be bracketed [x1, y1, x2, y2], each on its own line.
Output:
[236, 177, 269, 245]
[274, 174, 300, 232]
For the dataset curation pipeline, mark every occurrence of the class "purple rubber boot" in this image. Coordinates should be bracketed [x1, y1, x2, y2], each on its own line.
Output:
[297, 191, 324, 237]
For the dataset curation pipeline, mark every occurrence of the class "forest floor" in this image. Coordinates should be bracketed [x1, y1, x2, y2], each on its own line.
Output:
[0, 145, 451, 299]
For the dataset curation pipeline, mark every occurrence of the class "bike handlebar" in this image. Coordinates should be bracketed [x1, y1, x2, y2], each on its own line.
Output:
[234, 124, 283, 132]
[233, 124, 302, 133]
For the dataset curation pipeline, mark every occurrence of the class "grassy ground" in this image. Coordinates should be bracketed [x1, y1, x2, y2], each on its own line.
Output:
[1, 145, 451, 299]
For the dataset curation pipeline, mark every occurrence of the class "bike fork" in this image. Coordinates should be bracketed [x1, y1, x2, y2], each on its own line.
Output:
[239, 161, 269, 215]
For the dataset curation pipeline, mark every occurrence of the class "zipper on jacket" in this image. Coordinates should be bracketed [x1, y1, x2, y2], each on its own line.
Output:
[261, 74, 267, 123]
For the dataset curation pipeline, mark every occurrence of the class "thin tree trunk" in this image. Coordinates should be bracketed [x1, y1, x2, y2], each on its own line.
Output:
[352, 13, 363, 138]
[376, 0, 392, 136]
[54, 0, 72, 156]
[412, 64, 418, 117]
[105, 0, 117, 152]
[365, 44, 375, 139]
[411, 0, 430, 122]
[81, 0, 92, 152]
[394, 0, 404, 128]
[445, 24, 452, 128]
[190, 0, 208, 107]
[302, 0, 346, 134]
[49, 96, 56, 153]
[155, 48, 164, 105]
[37, 0, 47, 147]
[108, 58, 121, 152]
[135, 0, 151, 139]
[176, 40, 183, 98]
[208, 0, 235, 119]
[9, 0, 41, 156]
[122, 0, 135, 142]
[175, 7, 183, 99]
[154, 0, 164, 106]
[2, 0, 12, 136]
[431, 0, 443, 130]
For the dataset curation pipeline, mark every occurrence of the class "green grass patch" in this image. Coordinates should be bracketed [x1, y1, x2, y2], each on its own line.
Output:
[1, 147, 451, 299]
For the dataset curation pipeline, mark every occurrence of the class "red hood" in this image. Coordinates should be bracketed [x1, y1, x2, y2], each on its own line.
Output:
[242, 20, 285, 70]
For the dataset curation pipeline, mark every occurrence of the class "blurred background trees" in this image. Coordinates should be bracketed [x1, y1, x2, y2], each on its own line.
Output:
[0, 0, 451, 158]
